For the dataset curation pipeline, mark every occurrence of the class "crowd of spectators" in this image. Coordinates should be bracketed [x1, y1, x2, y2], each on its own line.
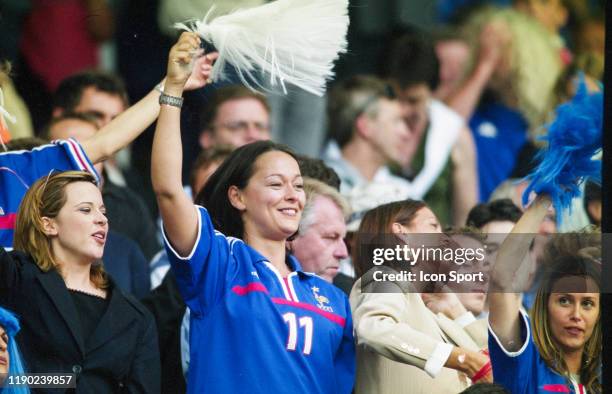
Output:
[0, 0, 604, 393]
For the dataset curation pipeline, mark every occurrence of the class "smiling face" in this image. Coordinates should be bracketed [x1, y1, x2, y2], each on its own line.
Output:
[45, 182, 108, 265]
[547, 276, 600, 354]
[291, 196, 348, 282]
[231, 151, 305, 242]
[0, 325, 8, 377]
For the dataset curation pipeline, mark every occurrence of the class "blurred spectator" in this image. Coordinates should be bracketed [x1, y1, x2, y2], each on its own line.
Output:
[489, 179, 558, 235]
[574, 16, 604, 57]
[53, 70, 128, 129]
[16, 0, 114, 130]
[0, 63, 33, 141]
[458, 6, 565, 201]
[447, 229, 490, 318]
[188, 145, 234, 204]
[583, 181, 601, 227]
[383, 29, 478, 225]
[296, 154, 341, 191]
[466, 198, 522, 234]
[553, 56, 602, 108]
[432, 28, 472, 103]
[52, 70, 131, 187]
[198, 85, 271, 150]
[466, 199, 523, 310]
[513, 0, 568, 34]
[322, 75, 414, 228]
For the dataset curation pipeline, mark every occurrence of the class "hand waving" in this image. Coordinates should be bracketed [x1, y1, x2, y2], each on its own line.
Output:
[165, 32, 219, 93]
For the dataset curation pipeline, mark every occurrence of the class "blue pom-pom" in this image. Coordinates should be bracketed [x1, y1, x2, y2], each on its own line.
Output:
[0, 305, 20, 336]
[522, 76, 602, 225]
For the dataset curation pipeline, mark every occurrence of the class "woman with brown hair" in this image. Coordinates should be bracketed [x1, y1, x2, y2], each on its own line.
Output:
[0, 171, 160, 392]
[488, 195, 601, 393]
[151, 32, 354, 394]
[350, 199, 491, 394]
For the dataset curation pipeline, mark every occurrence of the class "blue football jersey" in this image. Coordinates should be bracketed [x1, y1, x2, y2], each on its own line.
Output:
[0, 139, 99, 248]
[164, 206, 355, 394]
[489, 311, 586, 393]
[469, 102, 528, 201]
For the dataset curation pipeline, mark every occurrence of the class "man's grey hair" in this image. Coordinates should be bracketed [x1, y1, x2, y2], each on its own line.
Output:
[298, 177, 351, 236]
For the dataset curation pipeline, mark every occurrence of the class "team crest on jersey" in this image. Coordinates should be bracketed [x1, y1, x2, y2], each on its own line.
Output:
[311, 286, 334, 312]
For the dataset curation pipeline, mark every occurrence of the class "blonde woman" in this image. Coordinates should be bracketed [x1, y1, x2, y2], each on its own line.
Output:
[0, 171, 159, 392]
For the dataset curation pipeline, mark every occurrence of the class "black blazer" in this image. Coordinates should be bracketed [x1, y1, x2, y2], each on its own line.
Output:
[0, 248, 160, 393]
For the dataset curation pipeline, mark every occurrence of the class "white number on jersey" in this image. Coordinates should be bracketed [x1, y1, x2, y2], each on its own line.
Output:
[283, 312, 313, 355]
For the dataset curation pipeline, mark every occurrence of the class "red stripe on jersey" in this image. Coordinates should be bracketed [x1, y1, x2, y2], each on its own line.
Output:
[0, 213, 16, 230]
[541, 384, 570, 392]
[283, 277, 296, 301]
[65, 139, 90, 171]
[272, 298, 346, 327]
[231, 282, 269, 296]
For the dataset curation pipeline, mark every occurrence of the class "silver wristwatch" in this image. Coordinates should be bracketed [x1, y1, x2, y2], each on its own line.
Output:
[159, 92, 184, 108]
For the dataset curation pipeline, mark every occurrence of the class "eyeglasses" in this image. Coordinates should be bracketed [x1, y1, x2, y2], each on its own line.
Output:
[213, 121, 270, 135]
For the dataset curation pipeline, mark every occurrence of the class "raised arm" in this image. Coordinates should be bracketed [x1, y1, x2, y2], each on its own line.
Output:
[445, 22, 510, 120]
[488, 194, 551, 350]
[80, 38, 214, 165]
[151, 33, 216, 256]
[451, 126, 478, 226]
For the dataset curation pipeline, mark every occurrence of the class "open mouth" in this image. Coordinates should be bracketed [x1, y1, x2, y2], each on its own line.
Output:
[92, 231, 106, 244]
[278, 208, 298, 217]
[564, 327, 584, 336]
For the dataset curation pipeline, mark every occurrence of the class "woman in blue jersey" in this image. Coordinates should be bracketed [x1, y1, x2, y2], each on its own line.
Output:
[488, 195, 601, 393]
[0, 306, 29, 394]
[151, 32, 355, 394]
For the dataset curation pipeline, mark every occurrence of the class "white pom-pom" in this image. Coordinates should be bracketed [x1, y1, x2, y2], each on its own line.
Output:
[175, 0, 349, 96]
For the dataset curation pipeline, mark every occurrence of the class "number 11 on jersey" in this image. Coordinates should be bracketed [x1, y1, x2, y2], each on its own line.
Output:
[283, 312, 313, 355]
